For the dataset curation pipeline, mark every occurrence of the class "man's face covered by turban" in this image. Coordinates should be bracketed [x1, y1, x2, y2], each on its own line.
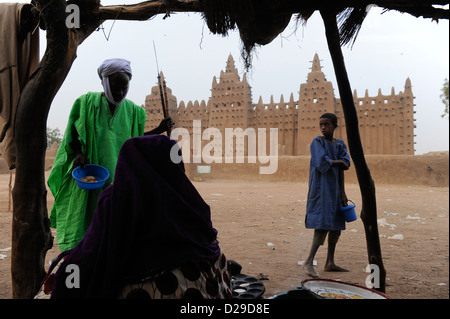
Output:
[97, 58, 133, 106]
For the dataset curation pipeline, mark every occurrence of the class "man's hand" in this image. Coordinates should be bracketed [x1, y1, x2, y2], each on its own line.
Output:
[159, 117, 174, 132]
[73, 153, 89, 169]
[144, 117, 175, 135]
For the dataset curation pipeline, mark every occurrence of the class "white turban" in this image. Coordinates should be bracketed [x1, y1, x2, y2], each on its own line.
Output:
[97, 58, 132, 106]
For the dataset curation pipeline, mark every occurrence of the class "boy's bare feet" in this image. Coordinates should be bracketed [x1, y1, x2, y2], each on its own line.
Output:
[304, 264, 320, 278]
[324, 263, 349, 272]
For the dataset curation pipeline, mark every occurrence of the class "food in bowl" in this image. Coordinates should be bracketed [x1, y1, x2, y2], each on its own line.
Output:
[79, 176, 98, 183]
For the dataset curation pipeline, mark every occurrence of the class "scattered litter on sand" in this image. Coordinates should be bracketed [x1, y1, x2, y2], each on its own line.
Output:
[406, 215, 421, 220]
[0, 248, 10, 260]
[388, 234, 404, 240]
[257, 273, 269, 280]
[377, 218, 397, 230]
[298, 260, 317, 266]
[384, 211, 399, 216]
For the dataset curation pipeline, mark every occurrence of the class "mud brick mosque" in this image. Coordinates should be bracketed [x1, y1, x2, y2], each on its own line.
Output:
[144, 53, 415, 156]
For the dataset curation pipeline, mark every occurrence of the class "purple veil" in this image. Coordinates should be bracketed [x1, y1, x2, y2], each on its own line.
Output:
[50, 135, 220, 298]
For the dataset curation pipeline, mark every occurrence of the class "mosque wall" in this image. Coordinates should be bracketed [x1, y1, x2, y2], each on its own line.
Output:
[143, 53, 416, 157]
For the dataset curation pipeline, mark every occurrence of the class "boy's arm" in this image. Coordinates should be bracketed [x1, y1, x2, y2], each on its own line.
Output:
[339, 168, 348, 206]
[332, 159, 349, 170]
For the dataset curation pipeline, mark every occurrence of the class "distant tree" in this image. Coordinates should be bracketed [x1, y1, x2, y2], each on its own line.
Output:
[46, 127, 62, 149]
[441, 78, 449, 119]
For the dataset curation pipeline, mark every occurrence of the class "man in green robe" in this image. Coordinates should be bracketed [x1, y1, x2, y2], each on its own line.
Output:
[48, 58, 173, 252]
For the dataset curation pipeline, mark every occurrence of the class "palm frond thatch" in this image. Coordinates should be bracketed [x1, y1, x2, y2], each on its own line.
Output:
[201, 0, 254, 36]
[200, 1, 446, 68]
[337, 5, 371, 47]
[296, 5, 371, 48]
[201, 0, 291, 69]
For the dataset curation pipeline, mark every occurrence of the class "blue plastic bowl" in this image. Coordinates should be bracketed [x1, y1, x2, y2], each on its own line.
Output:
[72, 164, 110, 190]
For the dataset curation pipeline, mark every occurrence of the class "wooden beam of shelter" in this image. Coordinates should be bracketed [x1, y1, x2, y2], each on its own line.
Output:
[94, 0, 448, 22]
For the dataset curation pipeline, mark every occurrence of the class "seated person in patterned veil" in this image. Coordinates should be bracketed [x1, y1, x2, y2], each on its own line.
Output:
[38, 135, 232, 299]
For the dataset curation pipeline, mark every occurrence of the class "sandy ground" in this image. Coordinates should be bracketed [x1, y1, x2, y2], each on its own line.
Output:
[0, 172, 448, 299]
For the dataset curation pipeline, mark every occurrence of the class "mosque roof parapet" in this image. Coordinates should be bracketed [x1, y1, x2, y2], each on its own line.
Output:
[257, 96, 263, 105]
[289, 93, 295, 102]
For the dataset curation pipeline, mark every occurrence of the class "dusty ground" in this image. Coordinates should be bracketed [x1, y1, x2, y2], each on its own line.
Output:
[0, 172, 448, 299]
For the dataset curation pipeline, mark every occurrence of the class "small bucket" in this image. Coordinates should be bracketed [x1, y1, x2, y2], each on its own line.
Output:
[340, 200, 357, 222]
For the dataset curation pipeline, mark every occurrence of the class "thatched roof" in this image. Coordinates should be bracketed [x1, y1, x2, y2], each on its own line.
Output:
[92, 1, 448, 66]
[201, 0, 292, 67]
[198, 0, 448, 68]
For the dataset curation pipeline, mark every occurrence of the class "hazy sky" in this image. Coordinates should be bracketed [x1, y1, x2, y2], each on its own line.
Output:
[5, 1, 449, 155]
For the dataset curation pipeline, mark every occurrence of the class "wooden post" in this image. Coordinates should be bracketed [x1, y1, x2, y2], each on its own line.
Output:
[11, 0, 99, 298]
[320, 9, 386, 292]
[162, 75, 171, 136]
[8, 171, 12, 212]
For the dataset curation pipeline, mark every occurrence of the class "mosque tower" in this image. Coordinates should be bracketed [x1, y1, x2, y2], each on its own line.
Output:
[208, 54, 253, 131]
[297, 53, 337, 155]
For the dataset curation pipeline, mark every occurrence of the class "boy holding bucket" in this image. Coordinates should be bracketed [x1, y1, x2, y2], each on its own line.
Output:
[303, 113, 351, 278]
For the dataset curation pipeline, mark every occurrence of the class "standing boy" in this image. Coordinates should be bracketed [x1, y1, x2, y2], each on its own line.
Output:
[303, 113, 351, 278]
